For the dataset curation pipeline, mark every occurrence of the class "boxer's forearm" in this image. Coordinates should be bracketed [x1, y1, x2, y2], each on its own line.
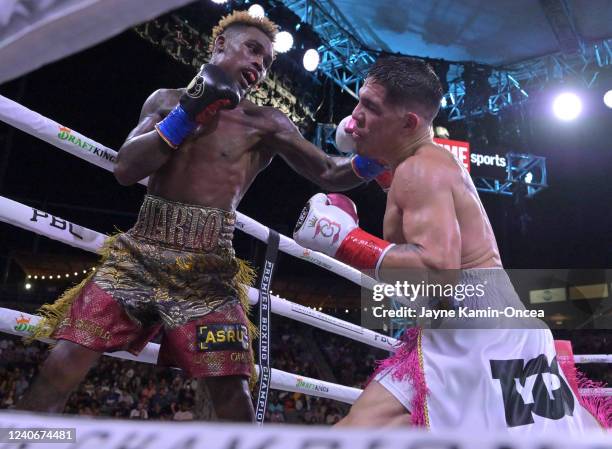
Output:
[276, 133, 363, 191]
[318, 155, 363, 191]
[378, 243, 459, 280]
[115, 90, 176, 186]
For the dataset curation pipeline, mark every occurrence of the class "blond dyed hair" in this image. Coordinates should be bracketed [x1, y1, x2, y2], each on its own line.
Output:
[209, 10, 278, 55]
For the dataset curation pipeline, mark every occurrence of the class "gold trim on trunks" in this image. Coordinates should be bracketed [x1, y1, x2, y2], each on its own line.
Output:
[130, 195, 235, 253]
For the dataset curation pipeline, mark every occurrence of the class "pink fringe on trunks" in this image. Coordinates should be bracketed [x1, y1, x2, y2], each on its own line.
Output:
[561, 359, 612, 428]
[367, 327, 428, 427]
[555, 340, 611, 428]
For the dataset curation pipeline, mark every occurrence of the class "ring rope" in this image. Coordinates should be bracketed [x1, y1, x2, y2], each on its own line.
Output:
[0, 94, 376, 291]
[0, 307, 362, 404]
[4, 193, 610, 366]
[0, 193, 398, 351]
[0, 307, 610, 402]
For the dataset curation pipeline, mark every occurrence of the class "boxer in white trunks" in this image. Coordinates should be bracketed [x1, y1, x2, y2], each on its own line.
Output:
[293, 56, 606, 432]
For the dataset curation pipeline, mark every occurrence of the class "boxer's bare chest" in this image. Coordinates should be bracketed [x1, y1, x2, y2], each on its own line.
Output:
[148, 102, 274, 209]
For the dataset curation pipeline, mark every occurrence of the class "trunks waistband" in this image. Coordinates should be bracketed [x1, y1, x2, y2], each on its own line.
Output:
[129, 195, 235, 253]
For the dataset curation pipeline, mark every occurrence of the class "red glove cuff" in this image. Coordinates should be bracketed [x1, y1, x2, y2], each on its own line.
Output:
[335, 227, 393, 273]
[374, 170, 393, 192]
[194, 98, 232, 124]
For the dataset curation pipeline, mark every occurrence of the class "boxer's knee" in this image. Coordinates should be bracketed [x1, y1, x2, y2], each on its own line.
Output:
[19, 340, 100, 412]
[40, 340, 100, 392]
[205, 375, 254, 422]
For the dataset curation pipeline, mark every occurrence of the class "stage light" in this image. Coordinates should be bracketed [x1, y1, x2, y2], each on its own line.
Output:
[274, 31, 293, 53]
[434, 126, 450, 139]
[553, 92, 582, 121]
[248, 4, 265, 18]
[210, 0, 227, 4]
[302, 49, 319, 71]
[524, 172, 533, 184]
[25, 283, 31, 290]
[604, 90, 612, 109]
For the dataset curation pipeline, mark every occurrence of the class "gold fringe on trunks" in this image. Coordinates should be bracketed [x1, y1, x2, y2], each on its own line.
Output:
[25, 235, 119, 344]
[25, 234, 259, 389]
[234, 258, 259, 391]
[173, 253, 259, 389]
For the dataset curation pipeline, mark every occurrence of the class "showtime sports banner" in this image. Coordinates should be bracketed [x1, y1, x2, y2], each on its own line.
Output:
[434, 137, 471, 172]
[434, 138, 509, 177]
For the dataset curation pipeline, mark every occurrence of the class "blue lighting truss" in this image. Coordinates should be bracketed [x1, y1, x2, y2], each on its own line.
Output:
[474, 153, 548, 197]
[445, 38, 612, 121]
[280, 1, 611, 121]
[443, 67, 530, 121]
[283, 0, 376, 98]
[508, 39, 612, 90]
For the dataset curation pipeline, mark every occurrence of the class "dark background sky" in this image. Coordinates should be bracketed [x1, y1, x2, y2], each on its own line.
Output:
[0, 27, 611, 290]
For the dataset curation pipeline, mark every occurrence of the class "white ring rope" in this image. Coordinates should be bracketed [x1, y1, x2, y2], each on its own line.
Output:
[0, 307, 362, 404]
[0, 94, 376, 291]
[0, 193, 398, 352]
[1, 307, 610, 402]
[573, 354, 612, 364]
[3, 192, 610, 365]
[0, 96, 610, 406]
[0, 410, 609, 449]
[0, 196, 107, 253]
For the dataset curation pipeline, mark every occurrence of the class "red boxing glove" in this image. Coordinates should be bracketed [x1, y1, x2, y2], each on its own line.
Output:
[293, 193, 395, 277]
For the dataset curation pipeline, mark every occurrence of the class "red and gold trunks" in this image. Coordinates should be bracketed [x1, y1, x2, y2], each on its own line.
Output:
[32, 195, 256, 380]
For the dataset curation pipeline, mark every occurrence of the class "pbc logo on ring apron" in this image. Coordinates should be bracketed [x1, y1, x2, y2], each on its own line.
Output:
[196, 324, 249, 352]
[490, 355, 575, 427]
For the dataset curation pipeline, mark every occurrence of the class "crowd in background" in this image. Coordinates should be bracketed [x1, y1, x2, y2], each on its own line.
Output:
[0, 324, 609, 423]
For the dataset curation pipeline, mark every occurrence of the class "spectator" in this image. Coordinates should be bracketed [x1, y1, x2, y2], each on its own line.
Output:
[173, 402, 194, 421]
[129, 400, 149, 420]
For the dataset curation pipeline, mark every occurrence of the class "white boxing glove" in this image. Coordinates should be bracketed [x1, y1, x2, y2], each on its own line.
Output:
[293, 193, 358, 257]
[335, 116, 357, 153]
[294, 193, 394, 273]
[336, 115, 393, 193]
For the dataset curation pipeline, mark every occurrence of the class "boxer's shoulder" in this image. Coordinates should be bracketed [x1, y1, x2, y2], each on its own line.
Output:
[397, 145, 458, 187]
[238, 99, 268, 113]
[245, 103, 285, 119]
[150, 88, 182, 103]
[141, 88, 181, 117]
